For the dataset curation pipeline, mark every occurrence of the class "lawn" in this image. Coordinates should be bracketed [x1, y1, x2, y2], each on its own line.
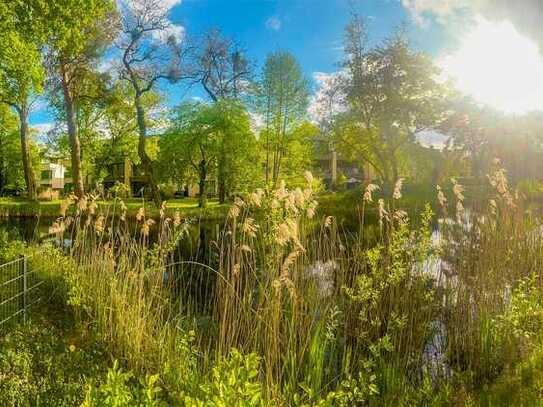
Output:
[0, 197, 228, 219]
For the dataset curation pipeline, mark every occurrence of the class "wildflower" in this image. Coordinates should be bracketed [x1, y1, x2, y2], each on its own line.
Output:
[271, 199, 281, 209]
[69, 344, 76, 352]
[363, 184, 380, 203]
[392, 178, 404, 200]
[324, 216, 333, 228]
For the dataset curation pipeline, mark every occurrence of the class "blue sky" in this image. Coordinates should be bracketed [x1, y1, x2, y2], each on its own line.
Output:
[30, 0, 543, 129]
[31, 0, 453, 129]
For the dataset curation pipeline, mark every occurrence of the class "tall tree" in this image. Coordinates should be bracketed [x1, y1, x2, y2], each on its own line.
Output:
[165, 100, 257, 207]
[193, 28, 252, 202]
[118, 0, 188, 206]
[0, 104, 25, 194]
[257, 51, 309, 185]
[0, 2, 46, 200]
[339, 14, 449, 188]
[45, 0, 116, 198]
[194, 28, 251, 102]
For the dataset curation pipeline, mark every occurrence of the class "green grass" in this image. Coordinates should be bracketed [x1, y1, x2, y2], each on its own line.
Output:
[0, 197, 228, 220]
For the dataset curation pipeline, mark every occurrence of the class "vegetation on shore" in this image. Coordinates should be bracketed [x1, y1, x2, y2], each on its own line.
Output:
[2, 170, 543, 405]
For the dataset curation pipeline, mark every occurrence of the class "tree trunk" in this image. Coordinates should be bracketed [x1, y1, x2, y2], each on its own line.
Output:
[17, 105, 37, 201]
[61, 68, 85, 199]
[198, 159, 207, 208]
[0, 136, 5, 192]
[134, 93, 161, 207]
[218, 150, 226, 204]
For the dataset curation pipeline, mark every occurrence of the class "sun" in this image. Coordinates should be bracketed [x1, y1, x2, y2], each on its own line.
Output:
[439, 16, 543, 114]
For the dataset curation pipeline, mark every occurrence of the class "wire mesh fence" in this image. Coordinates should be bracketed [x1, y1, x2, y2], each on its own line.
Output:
[0, 256, 42, 328]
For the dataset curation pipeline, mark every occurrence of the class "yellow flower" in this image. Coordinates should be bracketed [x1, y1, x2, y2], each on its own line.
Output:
[69, 344, 76, 352]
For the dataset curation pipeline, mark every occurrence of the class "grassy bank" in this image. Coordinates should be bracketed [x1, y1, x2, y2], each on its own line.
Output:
[3, 172, 543, 404]
[0, 197, 228, 220]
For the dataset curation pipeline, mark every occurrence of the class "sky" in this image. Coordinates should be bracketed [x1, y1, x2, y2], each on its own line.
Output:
[30, 0, 543, 134]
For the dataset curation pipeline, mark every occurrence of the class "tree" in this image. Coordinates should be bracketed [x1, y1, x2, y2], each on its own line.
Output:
[167, 102, 219, 207]
[193, 28, 252, 202]
[212, 99, 258, 200]
[339, 14, 449, 188]
[118, 0, 189, 206]
[0, 2, 46, 200]
[45, 0, 117, 198]
[194, 28, 251, 102]
[165, 100, 257, 207]
[257, 51, 310, 185]
[0, 105, 26, 194]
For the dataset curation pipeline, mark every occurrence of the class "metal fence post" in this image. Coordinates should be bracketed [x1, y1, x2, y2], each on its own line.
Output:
[23, 255, 27, 323]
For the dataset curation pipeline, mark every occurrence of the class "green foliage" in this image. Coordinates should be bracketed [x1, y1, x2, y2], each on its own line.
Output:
[163, 99, 259, 203]
[186, 349, 263, 406]
[0, 314, 108, 406]
[0, 105, 27, 192]
[83, 361, 167, 407]
[256, 50, 311, 185]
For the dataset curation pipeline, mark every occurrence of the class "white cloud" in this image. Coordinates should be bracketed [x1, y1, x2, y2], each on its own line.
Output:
[401, 0, 543, 48]
[308, 71, 348, 125]
[401, 0, 471, 26]
[120, 0, 182, 14]
[31, 123, 55, 141]
[265, 16, 282, 31]
[120, 0, 185, 44]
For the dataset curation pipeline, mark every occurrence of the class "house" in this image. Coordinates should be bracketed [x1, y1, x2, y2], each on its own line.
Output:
[38, 160, 72, 200]
[316, 148, 376, 190]
[102, 158, 216, 198]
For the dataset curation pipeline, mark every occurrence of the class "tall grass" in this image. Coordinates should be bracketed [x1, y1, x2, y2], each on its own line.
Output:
[35, 166, 543, 404]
